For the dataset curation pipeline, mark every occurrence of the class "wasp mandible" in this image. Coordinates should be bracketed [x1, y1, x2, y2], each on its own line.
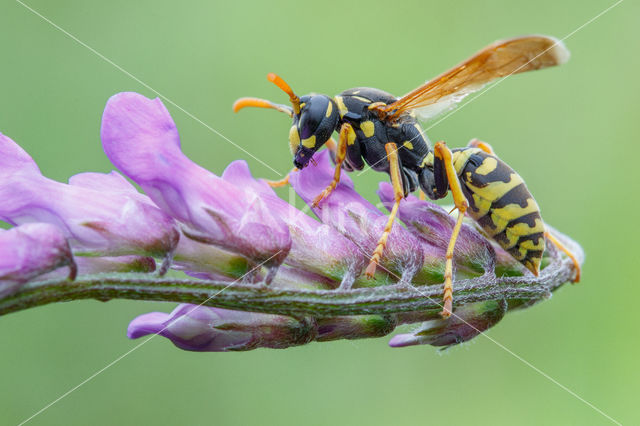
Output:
[234, 35, 581, 317]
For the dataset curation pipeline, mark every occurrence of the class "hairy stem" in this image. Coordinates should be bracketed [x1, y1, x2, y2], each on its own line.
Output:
[0, 256, 575, 318]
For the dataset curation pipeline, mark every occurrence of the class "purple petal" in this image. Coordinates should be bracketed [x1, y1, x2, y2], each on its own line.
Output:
[127, 312, 169, 338]
[221, 160, 274, 198]
[101, 92, 291, 272]
[388, 333, 420, 348]
[289, 150, 359, 207]
[68, 171, 138, 194]
[0, 133, 41, 176]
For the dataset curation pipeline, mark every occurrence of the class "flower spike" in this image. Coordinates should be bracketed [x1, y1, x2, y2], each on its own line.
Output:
[0, 91, 584, 354]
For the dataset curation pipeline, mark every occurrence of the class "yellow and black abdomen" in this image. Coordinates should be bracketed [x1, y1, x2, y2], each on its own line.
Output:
[453, 148, 545, 275]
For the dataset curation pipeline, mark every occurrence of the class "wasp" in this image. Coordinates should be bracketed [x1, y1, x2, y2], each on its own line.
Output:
[234, 35, 581, 317]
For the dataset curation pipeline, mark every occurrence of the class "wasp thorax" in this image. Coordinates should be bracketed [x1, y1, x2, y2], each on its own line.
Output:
[291, 94, 339, 169]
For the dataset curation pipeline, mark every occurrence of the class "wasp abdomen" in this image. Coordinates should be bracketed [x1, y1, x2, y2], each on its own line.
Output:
[454, 149, 545, 275]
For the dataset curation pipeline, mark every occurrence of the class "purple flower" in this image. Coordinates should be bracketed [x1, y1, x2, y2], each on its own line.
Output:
[377, 183, 495, 277]
[0, 223, 75, 298]
[101, 93, 291, 280]
[127, 304, 314, 351]
[388, 300, 507, 348]
[0, 133, 180, 260]
[221, 160, 365, 288]
[289, 150, 424, 284]
[68, 170, 259, 281]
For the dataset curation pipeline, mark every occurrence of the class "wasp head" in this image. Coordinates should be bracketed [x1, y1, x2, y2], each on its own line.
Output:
[233, 74, 340, 169]
[289, 94, 339, 169]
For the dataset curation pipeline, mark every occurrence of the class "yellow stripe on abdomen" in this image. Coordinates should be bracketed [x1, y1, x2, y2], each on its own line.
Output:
[465, 172, 524, 205]
[457, 150, 545, 275]
[488, 197, 541, 237]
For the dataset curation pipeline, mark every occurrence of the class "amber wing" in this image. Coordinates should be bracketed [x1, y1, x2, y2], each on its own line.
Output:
[383, 35, 569, 121]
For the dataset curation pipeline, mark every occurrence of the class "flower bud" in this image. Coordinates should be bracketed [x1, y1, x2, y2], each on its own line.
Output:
[388, 300, 507, 348]
[0, 133, 179, 260]
[0, 223, 75, 298]
[128, 304, 315, 351]
[38, 255, 156, 281]
[173, 234, 255, 281]
[316, 315, 397, 341]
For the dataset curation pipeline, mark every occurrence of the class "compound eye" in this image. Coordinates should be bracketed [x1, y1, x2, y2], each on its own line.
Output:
[298, 110, 319, 140]
[298, 96, 330, 139]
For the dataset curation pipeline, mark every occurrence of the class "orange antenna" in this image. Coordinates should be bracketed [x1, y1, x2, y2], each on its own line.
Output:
[232, 97, 293, 117]
[267, 73, 301, 115]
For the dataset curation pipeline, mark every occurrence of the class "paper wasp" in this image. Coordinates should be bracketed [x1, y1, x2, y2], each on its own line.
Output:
[234, 35, 581, 317]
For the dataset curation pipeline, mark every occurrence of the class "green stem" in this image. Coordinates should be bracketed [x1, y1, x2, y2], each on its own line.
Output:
[0, 256, 575, 317]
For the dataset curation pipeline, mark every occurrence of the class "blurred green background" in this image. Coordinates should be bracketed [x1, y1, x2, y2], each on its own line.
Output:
[1, 0, 638, 424]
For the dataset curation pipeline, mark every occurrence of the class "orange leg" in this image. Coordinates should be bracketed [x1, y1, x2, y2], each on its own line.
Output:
[325, 137, 337, 154]
[365, 143, 404, 278]
[311, 123, 352, 207]
[324, 136, 339, 164]
[434, 141, 469, 318]
[545, 231, 581, 282]
[266, 168, 296, 188]
[467, 138, 495, 155]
